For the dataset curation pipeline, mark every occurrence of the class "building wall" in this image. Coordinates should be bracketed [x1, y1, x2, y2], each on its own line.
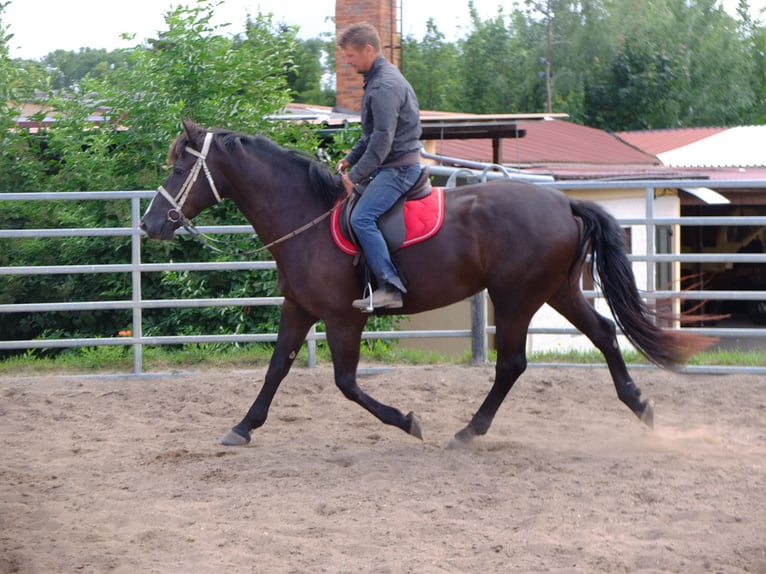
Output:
[335, 0, 399, 113]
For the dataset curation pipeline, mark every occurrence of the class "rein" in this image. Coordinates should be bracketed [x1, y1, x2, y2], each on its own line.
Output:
[184, 204, 338, 257]
[158, 130, 342, 257]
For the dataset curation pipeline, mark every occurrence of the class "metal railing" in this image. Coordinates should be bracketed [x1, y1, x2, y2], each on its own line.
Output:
[1, 179, 766, 375]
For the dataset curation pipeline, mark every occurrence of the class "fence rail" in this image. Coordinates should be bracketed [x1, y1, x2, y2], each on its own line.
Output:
[2, 178, 766, 374]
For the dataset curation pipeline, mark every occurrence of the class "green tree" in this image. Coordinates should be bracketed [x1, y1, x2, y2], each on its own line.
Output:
[527, 0, 614, 121]
[748, 23, 766, 123]
[455, 2, 532, 113]
[0, 1, 15, 132]
[734, 0, 766, 123]
[0, 1, 51, 194]
[585, 0, 755, 129]
[401, 20, 460, 111]
[41, 48, 128, 90]
[0, 1, 323, 349]
[288, 36, 335, 106]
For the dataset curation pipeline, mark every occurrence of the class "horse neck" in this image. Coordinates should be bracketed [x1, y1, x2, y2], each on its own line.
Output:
[223, 154, 329, 247]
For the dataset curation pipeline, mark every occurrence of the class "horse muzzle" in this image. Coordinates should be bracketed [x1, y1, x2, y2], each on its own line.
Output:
[140, 213, 181, 241]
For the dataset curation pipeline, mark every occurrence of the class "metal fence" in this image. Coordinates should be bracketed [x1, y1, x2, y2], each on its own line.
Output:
[2, 178, 766, 375]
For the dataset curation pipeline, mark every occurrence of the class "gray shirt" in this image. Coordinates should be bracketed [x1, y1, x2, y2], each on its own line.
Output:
[345, 55, 422, 184]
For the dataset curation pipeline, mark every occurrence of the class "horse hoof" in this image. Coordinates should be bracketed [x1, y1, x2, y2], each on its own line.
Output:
[406, 411, 423, 440]
[640, 401, 655, 429]
[445, 427, 475, 449]
[445, 435, 470, 450]
[220, 428, 251, 446]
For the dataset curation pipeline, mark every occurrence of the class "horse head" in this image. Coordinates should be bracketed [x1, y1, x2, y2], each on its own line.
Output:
[141, 119, 225, 240]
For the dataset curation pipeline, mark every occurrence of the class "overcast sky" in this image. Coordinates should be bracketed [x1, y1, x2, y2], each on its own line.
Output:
[4, 0, 762, 60]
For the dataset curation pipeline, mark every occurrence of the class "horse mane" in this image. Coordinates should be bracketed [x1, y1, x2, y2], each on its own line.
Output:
[166, 127, 345, 207]
[167, 132, 187, 165]
[223, 130, 345, 207]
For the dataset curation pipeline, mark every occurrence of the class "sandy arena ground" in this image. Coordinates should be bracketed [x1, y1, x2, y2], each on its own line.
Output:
[1, 363, 765, 573]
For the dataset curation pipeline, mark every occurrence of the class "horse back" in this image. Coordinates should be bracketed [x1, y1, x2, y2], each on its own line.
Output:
[389, 179, 581, 309]
[440, 179, 577, 248]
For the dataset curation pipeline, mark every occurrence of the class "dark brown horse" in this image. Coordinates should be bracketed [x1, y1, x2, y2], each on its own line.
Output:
[141, 120, 711, 447]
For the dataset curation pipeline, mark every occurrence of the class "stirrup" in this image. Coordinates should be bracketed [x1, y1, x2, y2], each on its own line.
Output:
[352, 284, 403, 312]
[361, 281, 374, 313]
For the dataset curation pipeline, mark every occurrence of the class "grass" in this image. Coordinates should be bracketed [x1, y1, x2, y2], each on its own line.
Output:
[1, 342, 765, 375]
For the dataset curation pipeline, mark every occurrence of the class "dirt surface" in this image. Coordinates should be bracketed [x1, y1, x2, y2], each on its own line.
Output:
[1, 363, 765, 573]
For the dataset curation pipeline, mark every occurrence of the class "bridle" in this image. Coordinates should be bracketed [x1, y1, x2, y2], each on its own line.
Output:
[155, 130, 339, 256]
[157, 131, 222, 227]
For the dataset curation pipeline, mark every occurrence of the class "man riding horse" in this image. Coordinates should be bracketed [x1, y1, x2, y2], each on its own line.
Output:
[335, 22, 424, 311]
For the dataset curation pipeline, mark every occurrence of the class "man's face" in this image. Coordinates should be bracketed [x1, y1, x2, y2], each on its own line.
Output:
[344, 44, 376, 74]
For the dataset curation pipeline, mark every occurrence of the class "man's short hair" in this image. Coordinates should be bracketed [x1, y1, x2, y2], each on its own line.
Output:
[338, 22, 381, 52]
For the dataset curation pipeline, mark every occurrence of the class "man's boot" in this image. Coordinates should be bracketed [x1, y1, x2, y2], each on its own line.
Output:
[352, 283, 403, 312]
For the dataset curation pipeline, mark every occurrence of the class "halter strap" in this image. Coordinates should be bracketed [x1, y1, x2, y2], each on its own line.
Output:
[185, 131, 222, 203]
[155, 129, 338, 257]
[156, 131, 222, 223]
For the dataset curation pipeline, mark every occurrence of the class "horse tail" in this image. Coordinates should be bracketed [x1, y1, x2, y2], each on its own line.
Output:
[570, 200, 714, 369]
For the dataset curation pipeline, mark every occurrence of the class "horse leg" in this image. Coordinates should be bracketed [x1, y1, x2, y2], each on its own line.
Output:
[324, 320, 423, 439]
[221, 299, 317, 446]
[448, 308, 529, 448]
[548, 287, 654, 427]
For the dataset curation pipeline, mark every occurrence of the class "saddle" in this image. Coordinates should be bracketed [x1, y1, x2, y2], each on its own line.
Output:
[331, 166, 445, 256]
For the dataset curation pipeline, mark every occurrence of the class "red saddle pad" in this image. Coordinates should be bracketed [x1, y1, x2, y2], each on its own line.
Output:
[331, 187, 445, 255]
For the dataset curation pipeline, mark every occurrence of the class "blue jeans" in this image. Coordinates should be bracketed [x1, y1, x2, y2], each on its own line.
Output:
[350, 164, 422, 292]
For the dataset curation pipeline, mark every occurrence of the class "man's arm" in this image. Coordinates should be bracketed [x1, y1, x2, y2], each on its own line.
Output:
[347, 86, 401, 183]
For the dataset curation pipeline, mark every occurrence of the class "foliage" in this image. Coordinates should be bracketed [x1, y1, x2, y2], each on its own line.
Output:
[2, 341, 764, 375]
[0, 1, 352, 354]
[402, 20, 460, 111]
[93, 2, 304, 191]
[398, 0, 765, 129]
[457, 3, 533, 114]
[744, 11, 766, 123]
[584, 0, 755, 129]
[42, 48, 129, 90]
[0, 1, 17, 161]
[288, 36, 336, 106]
[8, 0, 766, 129]
[4, 0, 766, 355]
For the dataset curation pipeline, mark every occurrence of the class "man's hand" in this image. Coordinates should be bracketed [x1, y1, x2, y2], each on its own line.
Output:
[336, 159, 354, 195]
[341, 173, 355, 196]
[335, 158, 351, 174]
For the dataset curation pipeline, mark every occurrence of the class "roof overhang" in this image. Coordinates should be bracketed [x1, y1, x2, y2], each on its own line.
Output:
[419, 114, 566, 140]
[681, 187, 731, 205]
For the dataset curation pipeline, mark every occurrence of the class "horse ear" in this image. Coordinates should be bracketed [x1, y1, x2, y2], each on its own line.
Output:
[182, 119, 203, 149]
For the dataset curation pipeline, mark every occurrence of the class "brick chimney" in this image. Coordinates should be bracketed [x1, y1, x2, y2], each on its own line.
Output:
[335, 0, 400, 113]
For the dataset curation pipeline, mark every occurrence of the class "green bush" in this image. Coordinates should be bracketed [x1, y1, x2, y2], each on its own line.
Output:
[0, 2, 396, 356]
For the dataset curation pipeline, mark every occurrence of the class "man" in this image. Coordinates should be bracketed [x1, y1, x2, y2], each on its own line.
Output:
[336, 22, 423, 311]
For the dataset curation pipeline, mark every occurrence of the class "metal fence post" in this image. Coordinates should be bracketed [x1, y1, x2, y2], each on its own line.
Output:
[307, 324, 317, 368]
[471, 290, 488, 365]
[131, 196, 144, 375]
[645, 185, 656, 296]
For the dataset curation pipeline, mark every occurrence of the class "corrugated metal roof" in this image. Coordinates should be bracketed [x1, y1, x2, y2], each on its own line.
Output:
[616, 127, 727, 155]
[432, 119, 660, 166]
[657, 126, 766, 168]
[617, 125, 766, 168]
